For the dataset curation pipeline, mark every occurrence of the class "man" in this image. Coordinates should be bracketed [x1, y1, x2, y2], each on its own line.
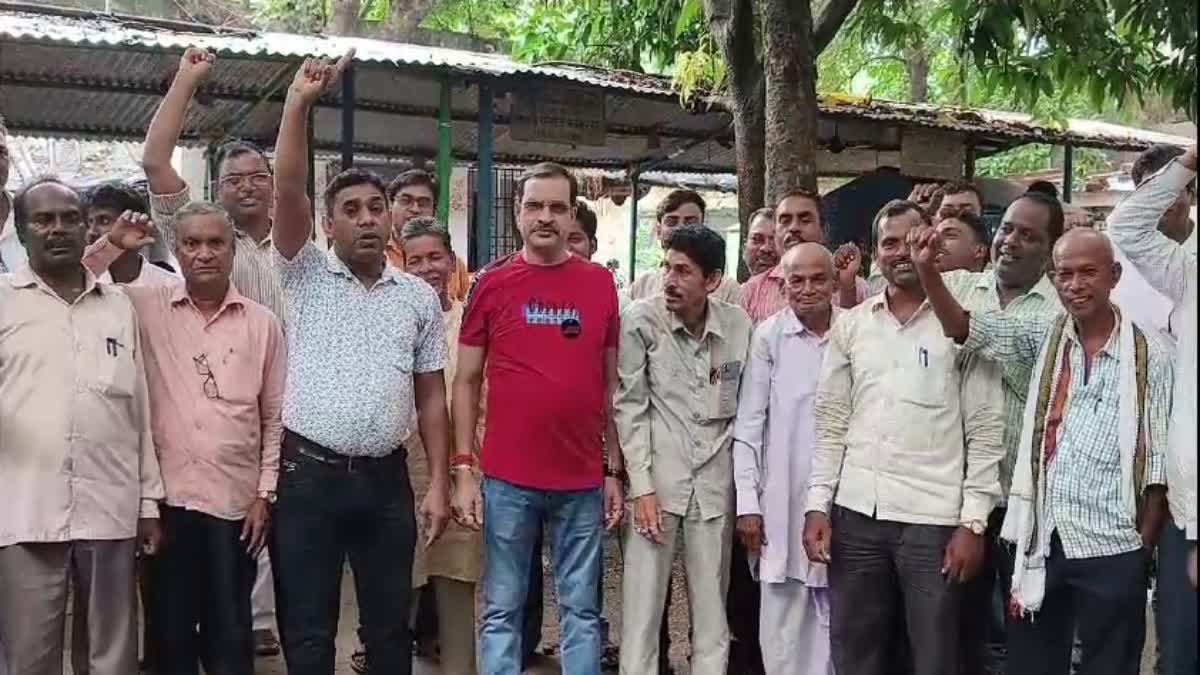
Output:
[616, 225, 753, 675]
[927, 190, 1066, 674]
[83, 182, 178, 287]
[270, 54, 451, 675]
[394, 216, 484, 675]
[876, 181, 987, 293]
[802, 200, 1003, 675]
[733, 243, 838, 675]
[914, 226, 1172, 675]
[452, 162, 624, 675]
[81, 205, 285, 675]
[0, 178, 164, 675]
[143, 49, 286, 655]
[0, 114, 22, 273]
[934, 211, 990, 273]
[1106, 144, 1196, 675]
[629, 189, 741, 304]
[740, 190, 868, 324]
[385, 169, 470, 301]
[1111, 144, 1197, 350]
[743, 207, 780, 277]
[520, 197, 625, 671]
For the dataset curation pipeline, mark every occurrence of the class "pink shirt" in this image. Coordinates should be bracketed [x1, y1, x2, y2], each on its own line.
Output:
[740, 264, 870, 325]
[85, 239, 286, 521]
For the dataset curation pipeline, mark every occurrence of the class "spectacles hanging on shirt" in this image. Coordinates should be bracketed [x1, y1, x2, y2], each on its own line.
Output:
[193, 354, 221, 400]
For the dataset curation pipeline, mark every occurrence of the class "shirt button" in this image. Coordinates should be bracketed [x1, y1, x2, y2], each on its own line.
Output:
[692, 412, 702, 422]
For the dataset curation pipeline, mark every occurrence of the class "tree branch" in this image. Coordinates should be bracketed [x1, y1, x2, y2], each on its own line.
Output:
[813, 0, 861, 55]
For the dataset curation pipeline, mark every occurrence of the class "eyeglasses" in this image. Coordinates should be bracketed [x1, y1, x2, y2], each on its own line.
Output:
[193, 354, 221, 400]
[217, 172, 272, 190]
[396, 195, 434, 210]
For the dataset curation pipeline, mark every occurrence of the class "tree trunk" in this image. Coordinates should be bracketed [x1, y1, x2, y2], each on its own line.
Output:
[705, 0, 767, 281]
[329, 0, 363, 35]
[762, 0, 819, 200]
[905, 46, 930, 102]
[384, 0, 438, 39]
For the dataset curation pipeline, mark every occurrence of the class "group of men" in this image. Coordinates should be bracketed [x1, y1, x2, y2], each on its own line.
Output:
[0, 44, 1195, 675]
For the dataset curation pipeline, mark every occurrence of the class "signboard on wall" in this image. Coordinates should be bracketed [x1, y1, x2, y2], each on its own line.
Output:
[510, 86, 607, 146]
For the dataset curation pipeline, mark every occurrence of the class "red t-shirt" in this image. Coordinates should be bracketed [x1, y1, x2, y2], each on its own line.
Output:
[461, 253, 619, 491]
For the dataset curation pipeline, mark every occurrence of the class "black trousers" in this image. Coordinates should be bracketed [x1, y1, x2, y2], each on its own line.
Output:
[829, 507, 961, 675]
[726, 537, 764, 675]
[271, 432, 417, 675]
[1007, 534, 1149, 675]
[153, 506, 256, 675]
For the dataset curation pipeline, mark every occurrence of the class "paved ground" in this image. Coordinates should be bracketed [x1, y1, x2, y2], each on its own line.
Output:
[63, 529, 1158, 674]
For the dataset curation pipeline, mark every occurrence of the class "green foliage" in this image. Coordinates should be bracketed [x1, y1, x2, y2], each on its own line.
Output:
[977, 144, 1109, 184]
[250, 0, 329, 33]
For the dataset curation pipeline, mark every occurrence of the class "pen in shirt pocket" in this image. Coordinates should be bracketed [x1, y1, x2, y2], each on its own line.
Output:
[105, 337, 127, 357]
[918, 346, 929, 368]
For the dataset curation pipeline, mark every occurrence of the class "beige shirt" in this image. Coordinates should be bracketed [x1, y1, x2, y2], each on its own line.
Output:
[0, 265, 164, 547]
[628, 269, 742, 305]
[615, 296, 754, 520]
[806, 293, 1003, 526]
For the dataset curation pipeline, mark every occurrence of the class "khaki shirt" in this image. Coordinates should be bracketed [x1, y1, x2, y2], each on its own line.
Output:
[615, 296, 754, 520]
[0, 265, 164, 547]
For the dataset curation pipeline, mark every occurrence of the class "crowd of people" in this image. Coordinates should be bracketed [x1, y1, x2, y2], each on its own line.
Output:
[0, 46, 1195, 675]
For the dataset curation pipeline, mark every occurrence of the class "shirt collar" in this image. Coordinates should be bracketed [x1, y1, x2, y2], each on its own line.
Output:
[324, 247, 401, 287]
[976, 269, 1057, 303]
[666, 299, 726, 342]
[10, 262, 104, 300]
[781, 304, 841, 337]
[1065, 304, 1123, 357]
[169, 280, 246, 312]
[233, 222, 273, 248]
[766, 263, 785, 281]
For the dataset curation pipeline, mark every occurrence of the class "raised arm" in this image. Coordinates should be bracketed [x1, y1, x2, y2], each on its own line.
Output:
[1106, 145, 1197, 304]
[143, 48, 213, 198]
[273, 52, 354, 260]
[911, 227, 971, 342]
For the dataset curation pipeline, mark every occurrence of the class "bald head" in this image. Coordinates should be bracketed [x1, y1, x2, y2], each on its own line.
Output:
[1050, 228, 1121, 323]
[782, 242, 837, 319]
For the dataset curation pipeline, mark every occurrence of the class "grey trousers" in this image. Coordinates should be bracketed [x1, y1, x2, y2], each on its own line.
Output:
[0, 540, 137, 675]
[828, 507, 961, 675]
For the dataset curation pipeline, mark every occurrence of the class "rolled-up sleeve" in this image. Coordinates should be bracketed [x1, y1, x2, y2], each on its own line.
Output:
[614, 308, 654, 499]
[958, 355, 1004, 523]
[807, 317, 853, 515]
[732, 325, 773, 516]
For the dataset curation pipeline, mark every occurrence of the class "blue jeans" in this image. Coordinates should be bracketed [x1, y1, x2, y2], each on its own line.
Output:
[480, 478, 602, 675]
[1155, 522, 1198, 675]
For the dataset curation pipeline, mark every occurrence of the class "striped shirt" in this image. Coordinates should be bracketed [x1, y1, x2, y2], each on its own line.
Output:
[150, 188, 286, 323]
[942, 270, 1062, 498]
[964, 310, 1172, 559]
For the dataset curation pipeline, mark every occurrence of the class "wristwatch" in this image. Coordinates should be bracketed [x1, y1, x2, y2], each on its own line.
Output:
[258, 490, 278, 505]
[962, 520, 985, 536]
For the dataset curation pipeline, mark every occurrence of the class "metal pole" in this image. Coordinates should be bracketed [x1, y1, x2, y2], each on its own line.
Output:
[475, 80, 495, 268]
[1062, 143, 1074, 204]
[628, 173, 640, 284]
[437, 77, 453, 225]
[341, 61, 355, 170]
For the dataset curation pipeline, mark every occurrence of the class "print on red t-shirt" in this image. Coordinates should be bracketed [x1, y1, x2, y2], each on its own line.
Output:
[460, 254, 619, 491]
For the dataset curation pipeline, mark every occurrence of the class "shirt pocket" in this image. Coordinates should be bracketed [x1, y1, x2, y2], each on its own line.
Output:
[93, 325, 137, 399]
[215, 345, 261, 406]
[896, 340, 955, 408]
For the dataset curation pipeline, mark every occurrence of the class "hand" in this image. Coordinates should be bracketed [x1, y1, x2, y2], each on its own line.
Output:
[906, 225, 940, 270]
[736, 515, 766, 557]
[1139, 486, 1168, 550]
[420, 480, 451, 546]
[177, 47, 215, 86]
[802, 512, 832, 563]
[942, 526, 985, 583]
[289, 49, 355, 105]
[1181, 145, 1197, 172]
[138, 517, 164, 556]
[632, 493, 665, 544]
[603, 477, 625, 532]
[450, 469, 483, 531]
[107, 211, 157, 251]
[907, 183, 943, 213]
[833, 242, 862, 286]
[239, 498, 271, 556]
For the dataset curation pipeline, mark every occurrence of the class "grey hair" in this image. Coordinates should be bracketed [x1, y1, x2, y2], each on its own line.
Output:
[400, 216, 453, 256]
[175, 201, 234, 230]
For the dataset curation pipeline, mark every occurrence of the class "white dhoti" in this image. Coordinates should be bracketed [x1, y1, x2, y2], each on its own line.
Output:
[759, 579, 833, 675]
[619, 498, 732, 675]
